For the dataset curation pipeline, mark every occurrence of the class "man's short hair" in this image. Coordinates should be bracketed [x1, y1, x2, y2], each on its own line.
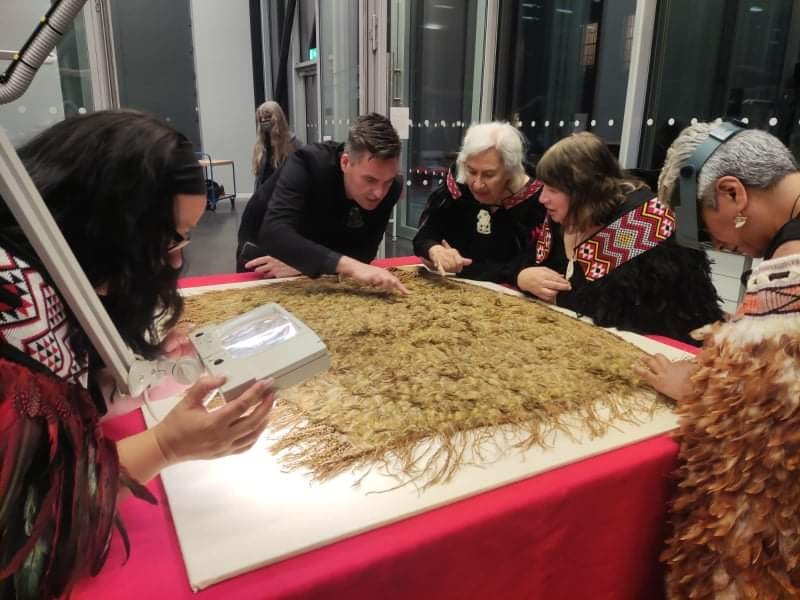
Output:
[345, 113, 401, 161]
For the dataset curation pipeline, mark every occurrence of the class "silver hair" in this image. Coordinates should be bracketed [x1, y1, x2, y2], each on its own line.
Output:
[455, 122, 528, 191]
[658, 122, 797, 208]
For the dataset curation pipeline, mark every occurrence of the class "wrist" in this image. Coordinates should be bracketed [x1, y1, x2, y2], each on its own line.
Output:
[428, 244, 444, 260]
[336, 255, 365, 276]
[151, 423, 179, 466]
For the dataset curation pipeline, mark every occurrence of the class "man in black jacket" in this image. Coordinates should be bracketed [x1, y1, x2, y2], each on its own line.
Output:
[237, 113, 408, 294]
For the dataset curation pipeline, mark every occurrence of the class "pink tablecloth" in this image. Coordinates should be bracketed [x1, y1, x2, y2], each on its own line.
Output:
[74, 257, 691, 600]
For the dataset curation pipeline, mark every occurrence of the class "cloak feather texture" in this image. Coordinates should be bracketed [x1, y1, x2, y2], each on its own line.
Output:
[0, 245, 155, 599]
[663, 254, 800, 599]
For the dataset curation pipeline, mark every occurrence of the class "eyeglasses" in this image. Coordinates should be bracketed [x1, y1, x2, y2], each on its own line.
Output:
[167, 231, 191, 254]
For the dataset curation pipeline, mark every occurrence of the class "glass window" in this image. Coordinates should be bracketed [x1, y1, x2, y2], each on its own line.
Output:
[639, 0, 799, 169]
[295, 0, 319, 142]
[318, 0, 359, 143]
[0, 2, 94, 144]
[494, 0, 636, 161]
[391, 0, 483, 237]
[298, 0, 318, 63]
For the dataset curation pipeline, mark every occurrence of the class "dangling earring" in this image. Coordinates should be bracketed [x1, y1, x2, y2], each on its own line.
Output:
[734, 213, 748, 229]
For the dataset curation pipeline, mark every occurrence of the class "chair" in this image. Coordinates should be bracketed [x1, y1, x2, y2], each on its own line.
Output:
[197, 151, 237, 210]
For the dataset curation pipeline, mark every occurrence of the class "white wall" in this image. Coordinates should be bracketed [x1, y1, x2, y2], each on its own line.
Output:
[191, 0, 256, 197]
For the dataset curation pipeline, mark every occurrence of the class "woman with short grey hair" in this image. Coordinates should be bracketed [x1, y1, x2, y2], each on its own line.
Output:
[639, 121, 800, 600]
[658, 123, 799, 258]
[413, 121, 545, 283]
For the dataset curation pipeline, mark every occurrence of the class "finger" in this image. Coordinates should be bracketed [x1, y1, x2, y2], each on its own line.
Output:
[183, 375, 227, 408]
[461, 257, 473, 266]
[254, 265, 277, 278]
[218, 378, 275, 422]
[541, 267, 564, 278]
[231, 417, 269, 452]
[244, 256, 269, 269]
[375, 273, 408, 294]
[536, 288, 557, 302]
[442, 239, 452, 249]
[437, 261, 446, 276]
[547, 279, 572, 291]
[651, 354, 671, 371]
[231, 437, 261, 455]
[229, 391, 276, 435]
[393, 279, 410, 295]
[379, 276, 408, 295]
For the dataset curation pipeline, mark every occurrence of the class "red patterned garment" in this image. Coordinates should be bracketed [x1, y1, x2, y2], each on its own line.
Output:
[0, 245, 148, 599]
[0, 247, 86, 385]
[445, 168, 543, 209]
[530, 188, 722, 344]
[536, 195, 677, 281]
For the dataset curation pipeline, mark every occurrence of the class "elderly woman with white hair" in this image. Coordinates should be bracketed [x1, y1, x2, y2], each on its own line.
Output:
[412, 121, 545, 283]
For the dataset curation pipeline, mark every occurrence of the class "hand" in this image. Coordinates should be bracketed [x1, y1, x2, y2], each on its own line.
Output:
[634, 354, 697, 402]
[337, 256, 409, 295]
[152, 375, 276, 462]
[245, 255, 301, 278]
[516, 266, 571, 302]
[160, 322, 197, 359]
[428, 240, 473, 275]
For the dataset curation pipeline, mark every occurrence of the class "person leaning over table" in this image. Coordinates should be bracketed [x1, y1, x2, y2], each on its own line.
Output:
[0, 110, 276, 599]
[634, 123, 800, 599]
[237, 112, 408, 294]
[412, 121, 546, 282]
[511, 131, 723, 345]
[638, 122, 800, 398]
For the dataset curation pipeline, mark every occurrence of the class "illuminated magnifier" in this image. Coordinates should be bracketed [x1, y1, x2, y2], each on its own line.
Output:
[189, 303, 330, 398]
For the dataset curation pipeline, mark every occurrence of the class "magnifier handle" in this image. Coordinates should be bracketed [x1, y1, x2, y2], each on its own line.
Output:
[169, 356, 205, 385]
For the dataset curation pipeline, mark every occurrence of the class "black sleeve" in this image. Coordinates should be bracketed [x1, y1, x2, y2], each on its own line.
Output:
[258, 152, 343, 276]
[503, 239, 538, 284]
[236, 183, 270, 268]
[460, 257, 521, 284]
[412, 186, 451, 260]
[561, 242, 724, 345]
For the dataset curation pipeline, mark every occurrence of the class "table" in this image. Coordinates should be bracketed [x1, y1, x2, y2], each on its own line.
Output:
[198, 153, 237, 210]
[74, 257, 693, 600]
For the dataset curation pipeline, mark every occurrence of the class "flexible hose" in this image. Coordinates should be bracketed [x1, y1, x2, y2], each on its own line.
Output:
[0, 0, 88, 104]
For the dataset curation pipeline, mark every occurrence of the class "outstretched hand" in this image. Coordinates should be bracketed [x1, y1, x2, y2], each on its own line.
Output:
[245, 255, 301, 278]
[152, 375, 277, 462]
[516, 266, 571, 302]
[337, 256, 409, 295]
[634, 354, 697, 402]
[428, 240, 472, 275]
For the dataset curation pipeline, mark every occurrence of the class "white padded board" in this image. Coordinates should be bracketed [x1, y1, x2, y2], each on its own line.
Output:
[142, 276, 690, 591]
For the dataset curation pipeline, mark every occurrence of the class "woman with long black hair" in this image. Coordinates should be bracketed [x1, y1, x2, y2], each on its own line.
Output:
[0, 110, 276, 599]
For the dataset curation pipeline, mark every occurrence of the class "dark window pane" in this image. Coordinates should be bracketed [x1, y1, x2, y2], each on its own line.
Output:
[640, 0, 798, 169]
[494, 0, 635, 161]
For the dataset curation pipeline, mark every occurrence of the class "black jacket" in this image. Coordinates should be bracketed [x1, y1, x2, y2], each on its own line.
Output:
[413, 165, 545, 283]
[238, 142, 402, 275]
[514, 188, 723, 345]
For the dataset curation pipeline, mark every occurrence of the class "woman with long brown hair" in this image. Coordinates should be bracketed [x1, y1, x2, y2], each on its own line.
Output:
[252, 101, 301, 189]
[513, 131, 722, 344]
